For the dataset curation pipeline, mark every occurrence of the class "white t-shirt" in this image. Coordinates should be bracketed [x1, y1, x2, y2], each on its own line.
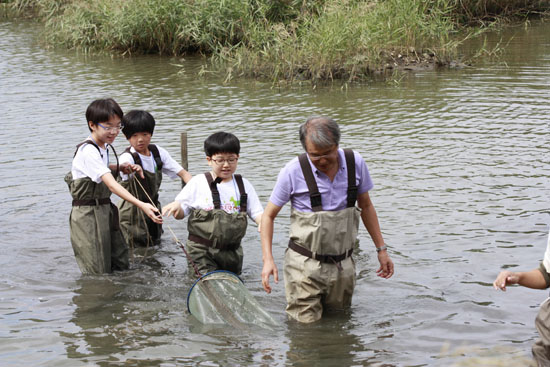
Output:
[119, 145, 184, 181]
[175, 173, 263, 220]
[71, 139, 111, 183]
[543, 227, 550, 272]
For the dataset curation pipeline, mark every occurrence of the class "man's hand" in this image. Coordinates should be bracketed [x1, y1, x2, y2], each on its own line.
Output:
[261, 258, 279, 293]
[376, 251, 394, 278]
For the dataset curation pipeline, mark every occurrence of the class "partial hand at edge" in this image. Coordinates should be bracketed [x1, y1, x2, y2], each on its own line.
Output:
[162, 201, 182, 218]
[376, 252, 394, 279]
[493, 270, 519, 291]
[141, 203, 162, 224]
[120, 162, 145, 179]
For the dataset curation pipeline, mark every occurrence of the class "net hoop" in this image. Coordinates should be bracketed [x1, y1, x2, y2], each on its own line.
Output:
[186, 270, 244, 313]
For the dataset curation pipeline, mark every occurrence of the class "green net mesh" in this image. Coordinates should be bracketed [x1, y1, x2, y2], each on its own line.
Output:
[187, 270, 278, 330]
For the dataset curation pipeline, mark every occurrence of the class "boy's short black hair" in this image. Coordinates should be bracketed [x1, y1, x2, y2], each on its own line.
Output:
[85, 98, 123, 132]
[121, 110, 156, 139]
[204, 132, 240, 157]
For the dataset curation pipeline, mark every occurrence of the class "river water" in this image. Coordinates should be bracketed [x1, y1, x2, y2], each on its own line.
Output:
[0, 19, 549, 366]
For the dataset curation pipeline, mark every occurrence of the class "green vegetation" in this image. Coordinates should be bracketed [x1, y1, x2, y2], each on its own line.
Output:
[3, 0, 549, 84]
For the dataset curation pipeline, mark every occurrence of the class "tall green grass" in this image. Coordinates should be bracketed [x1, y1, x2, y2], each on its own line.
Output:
[5, 0, 549, 83]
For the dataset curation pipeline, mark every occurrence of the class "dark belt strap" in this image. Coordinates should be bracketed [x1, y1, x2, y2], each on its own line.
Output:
[188, 234, 239, 251]
[288, 239, 353, 264]
[188, 233, 214, 247]
[72, 198, 111, 206]
[71, 198, 120, 231]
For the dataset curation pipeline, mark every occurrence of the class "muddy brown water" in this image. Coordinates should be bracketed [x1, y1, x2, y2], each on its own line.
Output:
[1, 20, 549, 366]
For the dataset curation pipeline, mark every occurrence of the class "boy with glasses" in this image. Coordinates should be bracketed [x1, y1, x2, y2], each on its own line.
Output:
[65, 98, 162, 274]
[162, 132, 263, 276]
[117, 110, 192, 248]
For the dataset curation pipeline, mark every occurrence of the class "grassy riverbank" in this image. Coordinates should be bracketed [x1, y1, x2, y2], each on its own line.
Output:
[3, 0, 549, 84]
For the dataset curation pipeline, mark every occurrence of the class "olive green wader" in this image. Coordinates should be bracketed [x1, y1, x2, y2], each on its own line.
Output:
[186, 173, 248, 276]
[118, 145, 163, 247]
[533, 298, 550, 366]
[65, 140, 128, 274]
[284, 149, 360, 323]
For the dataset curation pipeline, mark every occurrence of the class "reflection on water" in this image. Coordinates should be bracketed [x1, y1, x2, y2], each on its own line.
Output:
[0, 19, 549, 366]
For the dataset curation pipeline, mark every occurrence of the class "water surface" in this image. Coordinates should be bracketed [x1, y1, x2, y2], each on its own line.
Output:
[0, 20, 549, 366]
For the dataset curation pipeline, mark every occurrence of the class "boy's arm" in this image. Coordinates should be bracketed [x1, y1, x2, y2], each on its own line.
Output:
[101, 172, 162, 223]
[177, 169, 192, 184]
[493, 268, 548, 291]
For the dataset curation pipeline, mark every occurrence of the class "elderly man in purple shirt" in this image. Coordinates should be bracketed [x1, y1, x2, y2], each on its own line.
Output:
[261, 116, 394, 323]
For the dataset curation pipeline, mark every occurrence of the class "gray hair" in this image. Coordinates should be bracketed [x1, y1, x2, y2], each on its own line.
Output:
[299, 116, 341, 150]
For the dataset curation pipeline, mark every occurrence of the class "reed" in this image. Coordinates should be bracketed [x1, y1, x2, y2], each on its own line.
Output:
[5, 0, 549, 83]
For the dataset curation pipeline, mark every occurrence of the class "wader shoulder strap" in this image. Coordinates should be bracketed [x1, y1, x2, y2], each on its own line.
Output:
[108, 143, 120, 179]
[344, 148, 358, 208]
[74, 140, 119, 177]
[74, 139, 100, 158]
[124, 146, 155, 199]
[298, 153, 323, 212]
[125, 146, 142, 167]
[233, 174, 247, 213]
[148, 144, 163, 171]
[204, 172, 222, 209]
[124, 145, 161, 177]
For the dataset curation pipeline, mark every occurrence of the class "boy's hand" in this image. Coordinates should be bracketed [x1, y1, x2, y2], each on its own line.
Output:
[162, 201, 183, 219]
[120, 162, 145, 179]
[493, 270, 519, 291]
[141, 203, 162, 224]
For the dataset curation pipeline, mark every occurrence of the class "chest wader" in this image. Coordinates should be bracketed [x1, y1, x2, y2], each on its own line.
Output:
[186, 173, 248, 276]
[533, 298, 550, 364]
[65, 140, 128, 274]
[118, 145, 163, 247]
[284, 149, 361, 323]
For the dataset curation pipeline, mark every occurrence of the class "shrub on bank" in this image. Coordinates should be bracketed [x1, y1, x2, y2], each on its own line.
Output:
[5, 0, 549, 83]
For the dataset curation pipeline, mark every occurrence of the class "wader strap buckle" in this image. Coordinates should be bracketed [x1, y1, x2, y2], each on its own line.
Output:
[204, 172, 222, 209]
[233, 174, 247, 213]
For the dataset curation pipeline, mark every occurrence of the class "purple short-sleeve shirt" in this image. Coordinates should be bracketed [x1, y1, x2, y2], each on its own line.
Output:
[269, 149, 374, 212]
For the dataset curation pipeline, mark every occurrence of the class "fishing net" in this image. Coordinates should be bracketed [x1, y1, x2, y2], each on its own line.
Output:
[187, 270, 278, 330]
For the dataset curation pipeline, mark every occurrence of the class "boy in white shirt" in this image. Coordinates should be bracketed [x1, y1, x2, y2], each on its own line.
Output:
[65, 98, 162, 274]
[494, 227, 550, 364]
[162, 132, 263, 275]
[118, 110, 192, 247]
